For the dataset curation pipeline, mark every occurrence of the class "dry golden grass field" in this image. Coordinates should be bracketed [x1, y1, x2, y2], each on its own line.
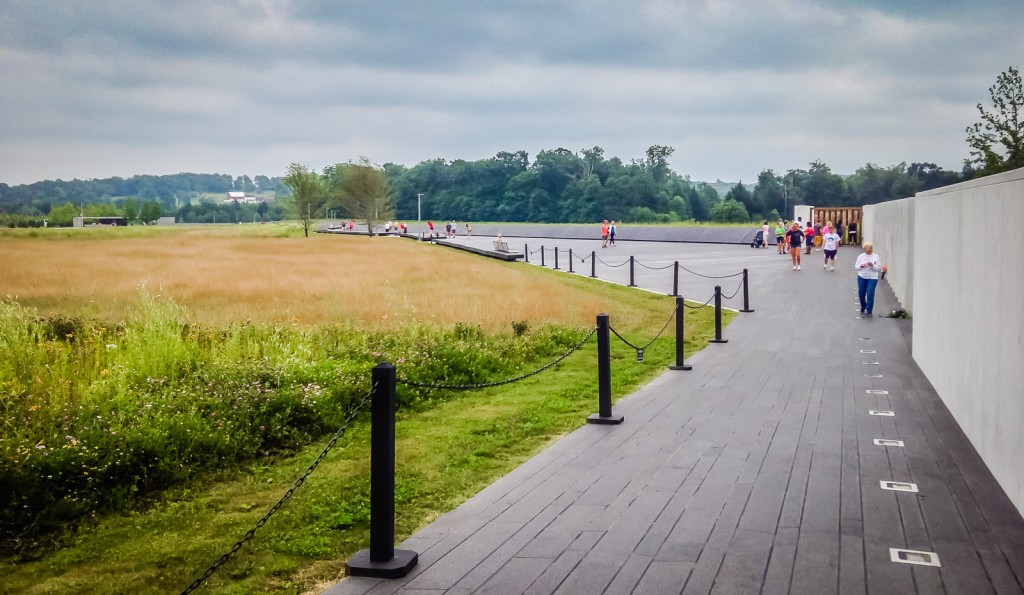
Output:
[0, 225, 622, 331]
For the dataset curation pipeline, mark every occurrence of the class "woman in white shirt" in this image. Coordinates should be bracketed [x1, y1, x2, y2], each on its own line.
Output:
[854, 242, 882, 317]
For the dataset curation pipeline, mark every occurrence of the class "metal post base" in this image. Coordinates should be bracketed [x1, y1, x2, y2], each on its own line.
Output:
[587, 412, 624, 425]
[739, 308, 754, 313]
[669, 364, 693, 371]
[347, 549, 419, 579]
[709, 339, 729, 344]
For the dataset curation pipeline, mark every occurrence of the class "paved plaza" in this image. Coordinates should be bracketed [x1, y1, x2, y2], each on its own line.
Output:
[326, 236, 1024, 594]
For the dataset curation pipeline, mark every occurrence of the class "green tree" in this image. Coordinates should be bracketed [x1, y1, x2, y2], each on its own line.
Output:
[48, 202, 78, 226]
[752, 170, 784, 217]
[283, 163, 324, 237]
[643, 145, 675, 184]
[966, 66, 1024, 175]
[711, 198, 749, 223]
[121, 197, 139, 223]
[724, 182, 761, 219]
[140, 200, 162, 224]
[328, 158, 392, 235]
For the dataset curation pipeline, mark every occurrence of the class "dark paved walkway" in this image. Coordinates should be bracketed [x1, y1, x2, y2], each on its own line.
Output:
[326, 239, 1024, 594]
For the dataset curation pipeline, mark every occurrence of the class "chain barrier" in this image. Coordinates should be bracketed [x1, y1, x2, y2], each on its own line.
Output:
[573, 251, 590, 262]
[677, 265, 743, 279]
[608, 304, 677, 352]
[180, 384, 377, 595]
[680, 293, 717, 309]
[397, 327, 598, 390]
[720, 278, 745, 300]
[594, 255, 630, 268]
[634, 260, 675, 271]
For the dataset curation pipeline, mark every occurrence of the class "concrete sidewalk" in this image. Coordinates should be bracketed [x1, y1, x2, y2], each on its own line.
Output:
[326, 241, 1024, 594]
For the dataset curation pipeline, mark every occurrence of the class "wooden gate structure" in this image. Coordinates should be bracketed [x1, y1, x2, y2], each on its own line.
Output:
[811, 206, 863, 245]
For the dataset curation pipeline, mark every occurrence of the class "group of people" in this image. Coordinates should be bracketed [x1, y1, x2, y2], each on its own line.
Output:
[423, 220, 471, 238]
[383, 220, 408, 234]
[760, 218, 883, 317]
[600, 220, 617, 247]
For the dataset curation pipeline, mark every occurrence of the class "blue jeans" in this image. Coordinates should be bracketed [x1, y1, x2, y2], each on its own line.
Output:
[858, 277, 878, 314]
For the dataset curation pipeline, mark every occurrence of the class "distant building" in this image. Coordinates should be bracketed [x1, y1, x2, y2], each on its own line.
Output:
[225, 191, 262, 204]
[73, 216, 128, 227]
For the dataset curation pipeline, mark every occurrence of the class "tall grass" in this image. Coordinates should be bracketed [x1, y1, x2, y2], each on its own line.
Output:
[0, 291, 592, 549]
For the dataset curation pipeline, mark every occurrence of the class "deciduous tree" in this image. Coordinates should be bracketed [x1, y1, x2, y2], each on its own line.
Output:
[966, 66, 1024, 175]
[283, 163, 324, 237]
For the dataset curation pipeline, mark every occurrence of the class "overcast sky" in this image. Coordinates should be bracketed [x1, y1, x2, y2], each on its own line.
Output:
[1, 0, 1022, 187]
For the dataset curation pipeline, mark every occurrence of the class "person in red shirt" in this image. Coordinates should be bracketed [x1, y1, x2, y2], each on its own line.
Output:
[600, 220, 610, 248]
[804, 222, 815, 254]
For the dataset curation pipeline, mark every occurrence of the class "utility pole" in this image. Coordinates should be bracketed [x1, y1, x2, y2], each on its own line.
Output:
[417, 193, 423, 238]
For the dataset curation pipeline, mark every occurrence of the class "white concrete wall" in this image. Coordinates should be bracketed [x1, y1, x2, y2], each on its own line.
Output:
[862, 197, 915, 311]
[913, 168, 1024, 516]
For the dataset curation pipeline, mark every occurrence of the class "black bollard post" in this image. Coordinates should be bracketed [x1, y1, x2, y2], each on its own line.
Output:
[628, 256, 636, 287]
[524, 244, 529, 263]
[540, 246, 546, 267]
[669, 296, 692, 370]
[740, 268, 754, 312]
[590, 251, 597, 278]
[569, 249, 574, 274]
[710, 285, 728, 344]
[554, 247, 560, 270]
[588, 314, 623, 424]
[346, 363, 419, 578]
[671, 261, 679, 297]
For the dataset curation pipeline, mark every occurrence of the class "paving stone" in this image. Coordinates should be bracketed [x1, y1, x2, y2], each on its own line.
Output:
[323, 240, 1024, 595]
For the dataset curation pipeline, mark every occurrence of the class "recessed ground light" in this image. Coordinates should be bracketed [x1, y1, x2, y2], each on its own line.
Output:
[860, 349, 876, 354]
[890, 548, 940, 567]
[865, 374, 884, 378]
[880, 480, 918, 493]
[873, 438, 905, 447]
[866, 390, 889, 395]
[863, 361, 880, 365]
[869, 410, 895, 416]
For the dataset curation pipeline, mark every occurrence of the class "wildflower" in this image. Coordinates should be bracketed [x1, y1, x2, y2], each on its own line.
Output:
[35, 444, 46, 450]
[259, 425, 265, 431]
[106, 344, 117, 350]
[29, 405, 39, 411]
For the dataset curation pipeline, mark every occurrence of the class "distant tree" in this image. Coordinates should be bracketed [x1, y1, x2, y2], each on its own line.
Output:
[139, 200, 162, 224]
[328, 158, 392, 235]
[752, 170, 784, 217]
[256, 201, 269, 221]
[724, 182, 761, 219]
[711, 198, 750, 223]
[48, 202, 78, 226]
[283, 163, 324, 237]
[253, 175, 272, 191]
[121, 197, 139, 223]
[966, 66, 1024, 175]
[643, 145, 675, 184]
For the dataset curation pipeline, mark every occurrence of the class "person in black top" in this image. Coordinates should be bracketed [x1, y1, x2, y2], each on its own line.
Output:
[786, 222, 805, 270]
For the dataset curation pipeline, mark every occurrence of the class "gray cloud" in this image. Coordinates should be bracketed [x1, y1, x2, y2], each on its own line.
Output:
[1, 0, 1022, 185]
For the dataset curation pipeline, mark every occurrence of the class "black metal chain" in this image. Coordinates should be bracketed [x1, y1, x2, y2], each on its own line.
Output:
[634, 260, 676, 270]
[574, 251, 590, 262]
[594, 255, 630, 267]
[720, 278, 745, 300]
[397, 327, 597, 390]
[677, 265, 743, 279]
[608, 304, 677, 352]
[680, 293, 716, 309]
[180, 384, 377, 595]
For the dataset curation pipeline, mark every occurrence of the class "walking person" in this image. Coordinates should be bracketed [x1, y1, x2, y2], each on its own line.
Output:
[813, 219, 823, 250]
[600, 219, 609, 248]
[804, 221, 815, 254]
[465, 222, 472, 237]
[775, 220, 786, 254]
[855, 242, 883, 317]
[450, 220, 458, 238]
[786, 222, 805, 270]
[609, 220, 617, 246]
[761, 221, 770, 248]
[822, 226, 841, 271]
[444, 221, 451, 238]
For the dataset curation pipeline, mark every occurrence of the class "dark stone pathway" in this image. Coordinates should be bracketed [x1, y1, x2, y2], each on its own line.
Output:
[326, 240, 1024, 594]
